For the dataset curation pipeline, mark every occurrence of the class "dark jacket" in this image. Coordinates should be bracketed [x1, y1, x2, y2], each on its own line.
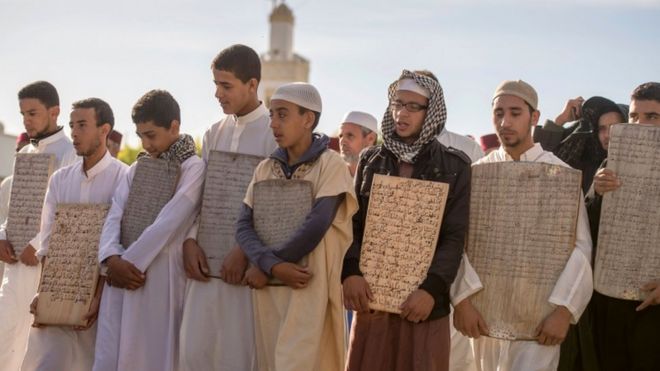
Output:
[585, 159, 607, 264]
[534, 119, 603, 193]
[342, 140, 471, 320]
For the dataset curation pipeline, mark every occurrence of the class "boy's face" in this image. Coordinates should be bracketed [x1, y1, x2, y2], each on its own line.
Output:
[212, 69, 258, 116]
[69, 107, 109, 157]
[269, 99, 313, 150]
[629, 99, 660, 126]
[492, 95, 538, 149]
[391, 90, 428, 144]
[19, 98, 59, 138]
[135, 120, 180, 158]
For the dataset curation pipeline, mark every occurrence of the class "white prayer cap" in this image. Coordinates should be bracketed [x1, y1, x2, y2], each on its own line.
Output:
[341, 111, 378, 133]
[271, 82, 322, 112]
[397, 78, 430, 98]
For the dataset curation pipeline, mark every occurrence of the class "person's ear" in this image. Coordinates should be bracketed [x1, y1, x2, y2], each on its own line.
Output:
[366, 132, 377, 146]
[531, 110, 540, 127]
[304, 111, 315, 129]
[100, 123, 111, 138]
[169, 120, 181, 135]
[248, 78, 259, 94]
[48, 106, 60, 122]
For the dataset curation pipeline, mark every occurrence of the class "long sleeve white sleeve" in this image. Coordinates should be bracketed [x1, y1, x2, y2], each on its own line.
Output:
[450, 253, 484, 306]
[120, 161, 205, 272]
[98, 167, 133, 263]
[182, 131, 211, 242]
[548, 198, 593, 323]
[0, 221, 6, 241]
[0, 177, 11, 225]
[450, 198, 593, 322]
[185, 215, 200, 241]
[35, 175, 60, 258]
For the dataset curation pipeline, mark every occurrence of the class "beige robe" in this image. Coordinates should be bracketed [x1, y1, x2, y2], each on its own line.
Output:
[244, 150, 358, 371]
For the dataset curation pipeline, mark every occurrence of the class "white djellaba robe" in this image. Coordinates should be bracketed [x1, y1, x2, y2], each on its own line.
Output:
[437, 128, 485, 165]
[21, 150, 128, 371]
[450, 143, 593, 371]
[0, 129, 78, 371]
[179, 103, 277, 371]
[0, 176, 11, 224]
[93, 154, 205, 371]
[438, 128, 484, 371]
[0, 176, 13, 281]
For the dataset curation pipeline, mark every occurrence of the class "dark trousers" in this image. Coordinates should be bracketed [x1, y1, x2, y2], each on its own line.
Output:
[558, 300, 599, 371]
[592, 291, 660, 371]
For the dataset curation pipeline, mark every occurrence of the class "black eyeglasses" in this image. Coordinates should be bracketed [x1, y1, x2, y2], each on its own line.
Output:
[389, 101, 428, 113]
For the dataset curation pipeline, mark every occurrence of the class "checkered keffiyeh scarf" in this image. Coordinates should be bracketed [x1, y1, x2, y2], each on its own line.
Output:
[137, 134, 197, 163]
[382, 70, 447, 163]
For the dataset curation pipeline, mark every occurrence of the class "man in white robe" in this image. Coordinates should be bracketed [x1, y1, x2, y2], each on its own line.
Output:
[437, 128, 483, 371]
[452, 80, 593, 371]
[93, 90, 204, 371]
[0, 81, 78, 371]
[179, 45, 277, 371]
[438, 128, 484, 164]
[337, 110, 378, 177]
[21, 98, 128, 371]
[0, 133, 30, 282]
[417, 67, 485, 371]
[0, 177, 10, 282]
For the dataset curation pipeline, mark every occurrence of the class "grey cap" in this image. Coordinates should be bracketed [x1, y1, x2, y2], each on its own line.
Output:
[492, 80, 538, 110]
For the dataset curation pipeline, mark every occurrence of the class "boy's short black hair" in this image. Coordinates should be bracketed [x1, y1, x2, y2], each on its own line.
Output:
[72, 98, 115, 130]
[298, 107, 321, 130]
[212, 44, 261, 84]
[18, 81, 59, 108]
[131, 90, 180, 129]
[631, 82, 660, 104]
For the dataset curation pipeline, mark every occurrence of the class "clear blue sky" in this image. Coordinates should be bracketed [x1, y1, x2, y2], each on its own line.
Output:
[1, 0, 658, 146]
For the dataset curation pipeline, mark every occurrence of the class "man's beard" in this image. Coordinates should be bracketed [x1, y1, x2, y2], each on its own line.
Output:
[341, 152, 359, 164]
[78, 137, 101, 157]
[500, 120, 532, 149]
[33, 124, 55, 140]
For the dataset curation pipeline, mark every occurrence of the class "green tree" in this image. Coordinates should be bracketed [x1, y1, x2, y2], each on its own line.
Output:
[117, 143, 142, 165]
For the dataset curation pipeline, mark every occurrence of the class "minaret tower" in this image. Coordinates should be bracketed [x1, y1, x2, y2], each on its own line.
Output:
[259, 1, 310, 106]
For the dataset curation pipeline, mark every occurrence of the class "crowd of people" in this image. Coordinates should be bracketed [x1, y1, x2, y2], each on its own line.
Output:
[0, 43, 658, 371]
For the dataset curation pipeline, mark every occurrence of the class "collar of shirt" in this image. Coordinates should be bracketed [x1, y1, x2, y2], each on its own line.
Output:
[496, 143, 545, 162]
[234, 102, 268, 126]
[80, 150, 114, 180]
[229, 102, 268, 152]
[30, 127, 66, 149]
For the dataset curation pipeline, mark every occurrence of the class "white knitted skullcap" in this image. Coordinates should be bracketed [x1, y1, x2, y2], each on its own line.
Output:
[271, 82, 322, 112]
[397, 78, 430, 98]
[341, 111, 378, 133]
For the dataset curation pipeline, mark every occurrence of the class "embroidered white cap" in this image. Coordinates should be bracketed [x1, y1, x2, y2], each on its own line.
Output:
[341, 111, 378, 133]
[271, 82, 322, 112]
